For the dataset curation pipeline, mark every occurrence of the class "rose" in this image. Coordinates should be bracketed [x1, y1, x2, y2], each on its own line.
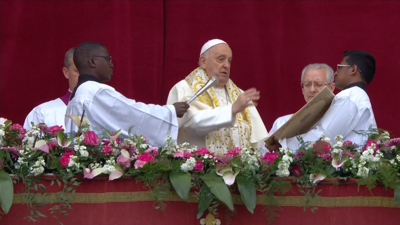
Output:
[193, 161, 204, 172]
[49, 125, 64, 135]
[260, 152, 279, 164]
[82, 131, 100, 146]
[313, 141, 331, 153]
[60, 152, 75, 166]
[195, 147, 210, 156]
[290, 164, 303, 176]
[363, 140, 379, 155]
[173, 150, 194, 159]
[134, 153, 155, 169]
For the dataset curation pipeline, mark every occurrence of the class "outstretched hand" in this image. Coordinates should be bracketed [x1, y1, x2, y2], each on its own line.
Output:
[266, 136, 282, 152]
[173, 102, 190, 118]
[232, 88, 260, 115]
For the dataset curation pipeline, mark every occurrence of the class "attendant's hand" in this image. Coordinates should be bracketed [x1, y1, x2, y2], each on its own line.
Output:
[266, 137, 282, 152]
[232, 88, 260, 115]
[173, 102, 190, 118]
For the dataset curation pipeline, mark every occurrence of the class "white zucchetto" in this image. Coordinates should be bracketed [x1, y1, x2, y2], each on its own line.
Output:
[200, 39, 228, 56]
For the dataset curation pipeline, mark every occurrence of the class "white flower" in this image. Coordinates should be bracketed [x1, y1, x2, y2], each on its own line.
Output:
[30, 156, 45, 176]
[396, 155, 400, 162]
[357, 167, 369, 178]
[180, 157, 196, 172]
[335, 135, 343, 142]
[140, 144, 148, 149]
[80, 150, 89, 157]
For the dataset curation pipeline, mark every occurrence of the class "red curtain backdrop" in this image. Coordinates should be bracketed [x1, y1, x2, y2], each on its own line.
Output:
[1, 0, 399, 136]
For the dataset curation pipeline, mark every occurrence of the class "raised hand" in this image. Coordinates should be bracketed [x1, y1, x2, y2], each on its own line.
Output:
[232, 88, 260, 115]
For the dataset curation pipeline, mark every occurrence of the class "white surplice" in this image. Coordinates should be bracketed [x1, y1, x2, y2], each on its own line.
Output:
[65, 81, 178, 147]
[280, 86, 376, 151]
[167, 79, 268, 154]
[24, 98, 67, 130]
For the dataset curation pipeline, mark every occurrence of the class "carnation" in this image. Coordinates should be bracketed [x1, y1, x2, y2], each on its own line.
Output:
[195, 147, 210, 156]
[260, 152, 279, 164]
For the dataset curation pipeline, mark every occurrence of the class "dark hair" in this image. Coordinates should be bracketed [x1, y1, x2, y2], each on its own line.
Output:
[64, 47, 76, 68]
[73, 41, 106, 71]
[343, 50, 376, 84]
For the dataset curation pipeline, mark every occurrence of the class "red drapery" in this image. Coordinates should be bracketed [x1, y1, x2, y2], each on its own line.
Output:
[2, 176, 399, 225]
[1, 0, 400, 136]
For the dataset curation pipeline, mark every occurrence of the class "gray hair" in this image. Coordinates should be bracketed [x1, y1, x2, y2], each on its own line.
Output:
[301, 63, 334, 84]
[64, 47, 76, 68]
[198, 50, 210, 67]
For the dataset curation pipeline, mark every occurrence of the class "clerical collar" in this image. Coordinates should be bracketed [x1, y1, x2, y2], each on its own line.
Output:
[70, 74, 101, 100]
[60, 90, 72, 105]
[343, 82, 367, 93]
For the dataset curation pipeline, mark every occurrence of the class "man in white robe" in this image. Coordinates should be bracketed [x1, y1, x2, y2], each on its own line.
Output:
[66, 41, 189, 147]
[269, 51, 377, 152]
[24, 47, 79, 130]
[167, 39, 268, 155]
[269, 64, 336, 135]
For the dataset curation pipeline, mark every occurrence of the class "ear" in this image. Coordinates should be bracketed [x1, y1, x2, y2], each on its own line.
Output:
[88, 58, 96, 68]
[350, 65, 358, 76]
[199, 56, 207, 69]
[62, 67, 69, 79]
[329, 83, 336, 92]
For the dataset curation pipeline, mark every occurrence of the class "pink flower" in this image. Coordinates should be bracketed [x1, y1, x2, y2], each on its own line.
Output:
[49, 125, 64, 135]
[10, 124, 26, 139]
[383, 138, 400, 147]
[134, 153, 155, 169]
[47, 141, 59, 150]
[117, 150, 131, 167]
[225, 147, 242, 157]
[195, 147, 210, 156]
[363, 140, 379, 155]
[260, 152, 279, 164]
[290, 164, 303, 176]
[102, 145, 113, 156]
[173, 150, 194, 159]
[193, 161, 204, 172]
[294, 150, 306, 160]
[38, 124, 49, 133]
[82, 131, 100, 146]
[60, 152, 74, 166]
[145, 147, 159, 156]
[313, 141, 331, 153]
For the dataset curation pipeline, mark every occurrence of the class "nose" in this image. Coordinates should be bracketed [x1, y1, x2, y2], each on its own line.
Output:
[310, 84, 317, 92]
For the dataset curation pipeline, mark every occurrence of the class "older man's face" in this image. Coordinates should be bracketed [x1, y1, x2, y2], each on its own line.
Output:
[301, 68, 335, 102]
[201, 44, 232, 86]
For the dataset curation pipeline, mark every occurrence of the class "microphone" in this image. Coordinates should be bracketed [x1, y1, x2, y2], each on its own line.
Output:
[186, 76, 219, 104]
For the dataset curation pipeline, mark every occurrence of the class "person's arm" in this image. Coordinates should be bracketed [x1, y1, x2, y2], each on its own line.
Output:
[281, 96, 360, 151]
[89, 88, 179, 147]
[23, 107, 43, 130]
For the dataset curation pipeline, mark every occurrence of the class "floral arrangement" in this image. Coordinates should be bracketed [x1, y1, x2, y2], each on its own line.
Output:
[0, 116, 399, 223]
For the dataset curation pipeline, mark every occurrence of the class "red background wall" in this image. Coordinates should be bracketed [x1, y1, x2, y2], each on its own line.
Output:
[1, 0, 399, 137]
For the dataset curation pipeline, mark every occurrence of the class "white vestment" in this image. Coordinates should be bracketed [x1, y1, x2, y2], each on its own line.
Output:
[167, 77, 268, 154]
[24, 98, 67, 130]
[280, 86, 376, 151]
[66, 81, 178, 147]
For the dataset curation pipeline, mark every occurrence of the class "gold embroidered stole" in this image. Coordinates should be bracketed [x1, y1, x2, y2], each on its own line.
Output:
[185, 68, 252, 154]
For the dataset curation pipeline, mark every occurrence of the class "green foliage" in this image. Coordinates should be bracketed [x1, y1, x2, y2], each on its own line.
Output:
[200, 173, 234, 211]
[169, 172, 191, 202]
[0, 170, 13, 213]
[236, 174, 256, 213]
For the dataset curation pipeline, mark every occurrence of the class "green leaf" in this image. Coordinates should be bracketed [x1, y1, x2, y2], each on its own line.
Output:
[231, 157, 241, 167]
[236, 174, 256, 214]
[170, 172, 191, 202]
[0, 170, 14, 214]
[395, 184, 400, 205]
[201, 174, 234, 211]
[197, 184, 213, 219]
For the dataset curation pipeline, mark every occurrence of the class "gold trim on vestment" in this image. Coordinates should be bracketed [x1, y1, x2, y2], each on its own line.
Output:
[184, 68, 252, 154]
[12, 192, 399, 208]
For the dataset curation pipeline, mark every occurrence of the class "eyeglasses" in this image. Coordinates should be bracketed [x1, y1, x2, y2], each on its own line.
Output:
[91, 55, 112, 65]
[337, 64, 362, 73]
[301, 82, 330, 89]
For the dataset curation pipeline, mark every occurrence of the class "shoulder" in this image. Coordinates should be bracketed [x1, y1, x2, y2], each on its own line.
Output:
[76, 81, 115, 96]
[336, 86, 370, 102]
[32, 98, 66, 111]
[273, 114, 293, 125]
